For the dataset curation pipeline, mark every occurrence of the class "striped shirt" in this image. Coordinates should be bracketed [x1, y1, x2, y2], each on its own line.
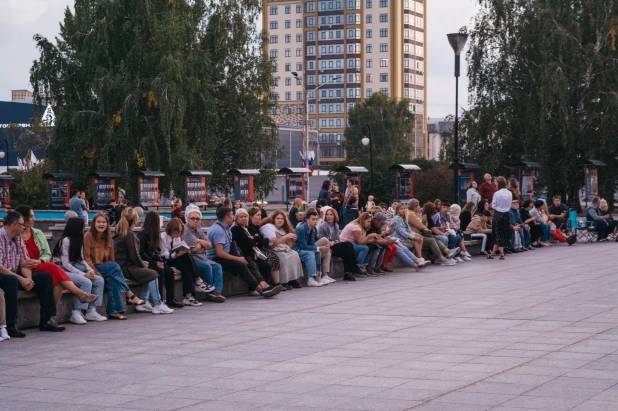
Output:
[0, 228, 30, 272]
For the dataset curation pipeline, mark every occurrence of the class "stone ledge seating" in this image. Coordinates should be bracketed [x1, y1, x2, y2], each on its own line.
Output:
[16, 230, 481, 329]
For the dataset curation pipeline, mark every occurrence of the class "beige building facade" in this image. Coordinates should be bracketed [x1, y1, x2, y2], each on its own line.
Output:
[264, 0, 427, 165]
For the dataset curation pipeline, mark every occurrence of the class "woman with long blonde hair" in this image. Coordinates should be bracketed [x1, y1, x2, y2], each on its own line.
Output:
[113, 207, 173, 314]
[339, 212, 380, 275]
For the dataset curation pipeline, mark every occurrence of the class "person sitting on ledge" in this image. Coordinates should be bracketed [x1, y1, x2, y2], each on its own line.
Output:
[0, 211, 65, 336]
[586, 197, 612, 242]
[406, 199, 458, 266]
[292, 208, 331, 287]
[208, 207, 281, 298]
[464, 210, 494, 255]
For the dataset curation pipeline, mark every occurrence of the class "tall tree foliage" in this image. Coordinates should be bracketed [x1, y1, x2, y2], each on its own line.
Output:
[30, 0, 278, 202]
[344, 92, 414, 159]
[462, 0, 618, 206]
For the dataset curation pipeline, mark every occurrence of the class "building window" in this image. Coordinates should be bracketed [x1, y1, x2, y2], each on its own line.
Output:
[297, 91, 303, 100]
[296, 62, 303, 70]
[272, 63, 278, 72]
[296, 19, 302, 28]
[269, 6, 278, 15]
[286, 106, 292, 114]
[269, 21, 278, 30]
[380, 87, 388, 95]
[296, 77, 302, 85]
[366, 29, 372, 38]
[296, 4, 302, 13]
[285, 92, 291, 100]
[380, 0, 388, 7]
[285, 5, 291, 14]
[379, 13, 388, 22]
[296, 48, 302, 57]
[285, 34, 291, 43]
[270, 49, 278, 58]
[366, 88, 373, 97]
[380, 28, 388, 37]
[271, 106, 278, 115]
[285, 77, 291, 86]
[297, 34, 303, 42]
[272, 77, 278, 86]
[285, 63, 291, 71]
[297, 106, 303, 114]
[366, 74, 373, 83]
[380, 58, 388, 67]
[307, 17, 315, 27]
[366, 0, 372, 8]
[366, 44, 372, 53]
[285, 20, 291, 29]
[366, 14, 372, 23]
[380, 43, 388, 52]
[270, 35, 278, 44]
[366, 59, 372, 68]
[286, 120, 292, 126]
[285, 48, 291, 57]
[380, 73, 388, 82]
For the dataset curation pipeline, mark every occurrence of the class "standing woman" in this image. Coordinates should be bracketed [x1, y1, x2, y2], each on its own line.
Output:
[171, 198, 185, 223]
[84, 212, 140, 320]
[289, 198, 304, 228]
[113, 207, 173, 314]
[318, 181, 333, 206]
[343, 178, 359, 207]
[15, 205, 98, 315]
[508, 178, 521, 201]
[259, 210, 304, 288]
[80, 192, 90, 225]
[330, 183, 344, 215]
[317, 208, 357, 281]
[466, 181, 481, 205]
[488, 177, 513, 260]
[52, 218, 104, 324]
[138, 211, 189, 308]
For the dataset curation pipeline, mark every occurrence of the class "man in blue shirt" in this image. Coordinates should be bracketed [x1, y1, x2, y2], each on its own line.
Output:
[293, 208, 330, 287]
[207, 207, 281, 298]
[432, 202, 471, 261]
[68, 189, 87, 224]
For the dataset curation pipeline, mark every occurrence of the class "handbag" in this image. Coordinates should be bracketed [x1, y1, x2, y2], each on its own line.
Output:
[219, 222, 243, 257]
[253, 247, 267, 260]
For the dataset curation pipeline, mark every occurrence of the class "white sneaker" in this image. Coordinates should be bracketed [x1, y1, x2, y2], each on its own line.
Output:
[322, 275, 336, 283]
[418, 260, 431, 268]
[135, 301, 154, 313]
[454, 257, 464, 263]
[460, 251, 472, 258]
[417, 258, 426, 264]
[182, 296, 203, 307]
[152, 303, 174, 314]
[70, 310, 87, 325]
[84, 309, 108, 322]
[307, 277, 323, 287]
[318, 277, 330, 286]
[0, 327, 9, 340]
[195, 282, 214, 294]
[462, 255, 472, 261]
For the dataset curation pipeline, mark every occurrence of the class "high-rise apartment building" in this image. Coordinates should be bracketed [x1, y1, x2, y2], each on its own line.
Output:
[263, 0, 427, 165]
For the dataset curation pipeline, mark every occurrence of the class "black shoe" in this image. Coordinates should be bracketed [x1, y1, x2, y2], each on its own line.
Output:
[166, 299, 185, 308]
[275, 282, 287, 291]
[505, 249, 513, 254]
[39, 319, 65, 332]
[512, 249, 521, 253]
[284, 283, 293, 290]
[262, 285, 282, 298]
[288, 280, 301, 289]
[566, 235, 577, 246]
[343, 273, 357, 282]
[7, 325, 26, 338]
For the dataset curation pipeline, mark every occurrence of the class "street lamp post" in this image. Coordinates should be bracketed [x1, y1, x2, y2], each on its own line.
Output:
[292, 72, 341, 201]
[361, 124, 373, 195]
[0, 138, 10, 176]
[447, 31, 469, 205]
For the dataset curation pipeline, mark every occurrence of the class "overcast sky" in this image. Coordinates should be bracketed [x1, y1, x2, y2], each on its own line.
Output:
[0, 0, 477, 119]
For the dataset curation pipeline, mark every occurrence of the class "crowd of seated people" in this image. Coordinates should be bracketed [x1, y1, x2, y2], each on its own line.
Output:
[0, 186, 613, 339]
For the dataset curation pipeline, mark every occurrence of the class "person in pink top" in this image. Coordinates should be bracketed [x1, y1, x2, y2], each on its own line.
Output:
[478, 174, 497, 204]
[339, 213, 380, 276]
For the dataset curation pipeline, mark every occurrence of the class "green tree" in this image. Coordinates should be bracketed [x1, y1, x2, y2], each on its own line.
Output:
[462, 0, 618, 208]
[344, 92, 415, 159]
[30, 0, 278, 204]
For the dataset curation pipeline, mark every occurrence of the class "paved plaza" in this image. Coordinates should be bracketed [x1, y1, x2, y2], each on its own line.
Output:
[0, 243, 617, 411]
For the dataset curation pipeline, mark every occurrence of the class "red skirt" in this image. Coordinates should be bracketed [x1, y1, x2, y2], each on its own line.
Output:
[34, 262, 71, 286]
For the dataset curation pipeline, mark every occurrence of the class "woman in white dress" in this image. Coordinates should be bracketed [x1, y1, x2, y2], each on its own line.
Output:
[259, 210, 304, 289]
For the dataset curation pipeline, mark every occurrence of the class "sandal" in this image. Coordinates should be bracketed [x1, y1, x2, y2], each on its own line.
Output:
[499, 255, 505, 260]
[487, 255, 494, 260]
[126, 295, 145, 306]
[108, 313, 127, 320]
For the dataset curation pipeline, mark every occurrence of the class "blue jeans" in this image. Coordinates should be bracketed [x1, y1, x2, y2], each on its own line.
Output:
[447, 235, 461, 250]
[195, 260, 223, 293]
[297, 249, 319, 277]
[352, 244, 370, 266]
[368, 247, 386, 270]
[541, 223, 551, 242]
[62, 263, 104, 310]
[436, 235, 448, 247]
[395, 244, 418, 266]
[140, 279, 162, 306]
[523, 229, 531, 248]
[95, 262, 129, 315]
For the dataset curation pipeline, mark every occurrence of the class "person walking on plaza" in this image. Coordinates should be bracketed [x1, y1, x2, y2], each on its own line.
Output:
[52, 218, 103, 324]
[113, 207, 173, 314]
[69, 189, 87, 224]
[208, 207, 281, 298]
[488, 177, 512, 260]
[479, 174, 497, 204]
[84, 212, 140, 320]
[0, 211, 65, 336]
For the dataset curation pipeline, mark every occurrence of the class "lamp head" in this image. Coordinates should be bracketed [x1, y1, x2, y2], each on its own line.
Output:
[447, 32, 469, 55]
[361, 137, 370, 147]
[291, 71, 299, 78]
[0, 152, 5, 159]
